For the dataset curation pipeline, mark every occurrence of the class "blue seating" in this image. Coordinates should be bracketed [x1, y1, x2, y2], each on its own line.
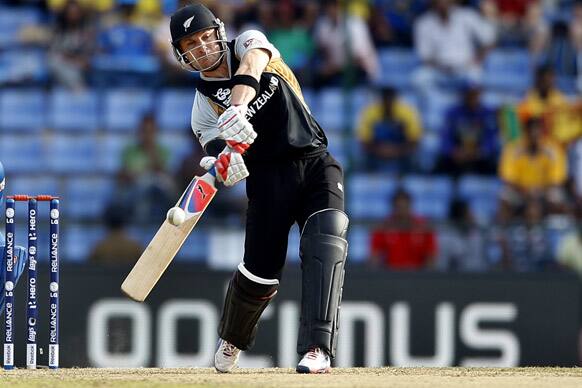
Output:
[49, 89, 99, 132]
[348, 173, 398, 220]
[63, 225, 107, 262]
[159, 133, 193, 170]
[0, 89, 46, 132]
[347, 225, 369, 263]
[423, 89, 458, 131]
[482, 90, 521, 108]
[403, 175, 453, 220]
[99, 134, 133, 174]
[377, 49, 419, 89]
[0, 49, 48, 84]
[47, 135, 100, 173]
[556, 76, 579, 95]
[10, 176, 59, 204]
[301, 88, 317, 113]
[0, 136, 45, 173]
[483, 50, 532, 93]
[416, 130, 441, 172]
[0, 7, 42, 48]
[326, 133, 346, 168]
[457, 175, 502, 224]
[156, 89, 195, 132]
[177, 229, 209, 262]
[63, 177, 115, 220]
[316, 88, 344, 132]
[103, 89, 154, 131]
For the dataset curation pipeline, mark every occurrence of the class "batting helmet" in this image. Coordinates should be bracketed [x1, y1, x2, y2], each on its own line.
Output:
[170, 4, 227, 72]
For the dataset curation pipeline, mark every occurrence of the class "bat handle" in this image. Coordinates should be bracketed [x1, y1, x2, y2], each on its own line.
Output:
[208, 166, 216, 177]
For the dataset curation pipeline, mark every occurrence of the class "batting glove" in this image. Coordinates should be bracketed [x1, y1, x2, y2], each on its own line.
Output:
[200, 149, 249, 187]
[217, 105, 257, 152]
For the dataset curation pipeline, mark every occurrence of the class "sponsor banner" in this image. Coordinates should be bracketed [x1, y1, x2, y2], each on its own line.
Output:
[4, 267, 580, 367]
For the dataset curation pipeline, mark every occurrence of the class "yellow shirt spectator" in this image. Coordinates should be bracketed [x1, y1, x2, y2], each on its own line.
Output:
[519, 88, 582, 145]
[49, 0, 114, 12]
[499, 137, 567, 191]
[357, 100, 422, 144]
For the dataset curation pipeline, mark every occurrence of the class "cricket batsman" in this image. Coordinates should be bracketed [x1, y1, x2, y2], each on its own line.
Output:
[170, 4, 349, 374]
[0, 161, 28, 310]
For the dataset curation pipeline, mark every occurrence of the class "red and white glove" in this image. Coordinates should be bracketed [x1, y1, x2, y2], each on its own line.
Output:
[200, 148, 249, 187]
[217, 105, 257, 152]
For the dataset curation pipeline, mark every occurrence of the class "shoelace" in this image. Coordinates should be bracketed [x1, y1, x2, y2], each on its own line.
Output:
[305, 347, 321, 360]
[222, 341, 238, 357]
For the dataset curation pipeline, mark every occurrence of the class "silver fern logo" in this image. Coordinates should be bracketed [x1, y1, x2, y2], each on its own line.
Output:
[183, 15, 195, 31]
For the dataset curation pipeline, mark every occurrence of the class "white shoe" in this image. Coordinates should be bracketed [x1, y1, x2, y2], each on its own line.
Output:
[214, 339, 241, 373]
[296, 347, 331, 374]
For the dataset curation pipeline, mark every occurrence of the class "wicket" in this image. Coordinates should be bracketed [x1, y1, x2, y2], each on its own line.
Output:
[3, 195, 60, 370]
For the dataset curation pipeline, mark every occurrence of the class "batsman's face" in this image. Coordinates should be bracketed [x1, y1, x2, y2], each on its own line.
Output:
[178, 28, 224, 71]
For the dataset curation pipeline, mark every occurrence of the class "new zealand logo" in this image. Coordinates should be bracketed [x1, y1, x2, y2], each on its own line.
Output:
[183, 15, 195, 31]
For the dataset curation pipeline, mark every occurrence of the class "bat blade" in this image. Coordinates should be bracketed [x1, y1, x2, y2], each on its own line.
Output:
[121, 173, 217, 301]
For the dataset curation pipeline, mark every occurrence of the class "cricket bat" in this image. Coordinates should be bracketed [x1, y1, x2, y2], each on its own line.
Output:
[121, 171, 217, 301]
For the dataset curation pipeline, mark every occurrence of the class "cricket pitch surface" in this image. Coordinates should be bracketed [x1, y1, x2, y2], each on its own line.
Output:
[1, 367, 582, 387]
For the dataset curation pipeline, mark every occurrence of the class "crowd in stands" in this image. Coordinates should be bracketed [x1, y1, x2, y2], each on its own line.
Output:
[0, 0, 581, 274]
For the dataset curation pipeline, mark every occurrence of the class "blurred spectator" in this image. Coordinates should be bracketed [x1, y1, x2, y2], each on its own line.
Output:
[518, 65, 582, 146]
[499, 199, 553, 271]
[413, 0, 496, 93]
[436, 83, 499, 176]
[481, 0, 549, 52]
[115, 113, 176, 222]
[93, 2, 159, 87]
[88, 204, 143, 266]
[369, 188, 437, 270]
[48, 0, 95, 90]
[499, 117, 567, 211]
[314, 0, 379, 87]
[48, 0, 114, 13]
[268, 2, 315, 82]
[543, 20, 579, 86]
[356, 86, 423, 172]
[96, 3, 153, 56]
[435, 199, 489, 271]
[369, 1, 421, 47]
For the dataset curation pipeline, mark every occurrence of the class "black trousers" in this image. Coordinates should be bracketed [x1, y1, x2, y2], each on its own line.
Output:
[242, 151, 344, 280]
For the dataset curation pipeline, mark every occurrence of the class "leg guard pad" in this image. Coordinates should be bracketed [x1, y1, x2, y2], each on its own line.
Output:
[218, 270, 278, 350]
[298, 209, 349, 358]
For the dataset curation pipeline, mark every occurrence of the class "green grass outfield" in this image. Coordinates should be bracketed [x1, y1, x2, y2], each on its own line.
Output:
[1, 367, 582, 387]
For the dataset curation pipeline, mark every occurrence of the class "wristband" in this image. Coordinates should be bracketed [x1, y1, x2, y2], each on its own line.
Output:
[232, 74, 260, 96]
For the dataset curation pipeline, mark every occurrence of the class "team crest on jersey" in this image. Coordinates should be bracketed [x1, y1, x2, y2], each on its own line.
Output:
[213, 88, 231, 106]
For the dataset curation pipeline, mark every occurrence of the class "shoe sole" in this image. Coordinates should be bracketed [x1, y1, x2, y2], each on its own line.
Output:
[296, 365, 331, 374]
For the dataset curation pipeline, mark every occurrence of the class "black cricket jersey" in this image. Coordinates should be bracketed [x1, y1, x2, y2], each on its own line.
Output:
[195, 40, 328, 164]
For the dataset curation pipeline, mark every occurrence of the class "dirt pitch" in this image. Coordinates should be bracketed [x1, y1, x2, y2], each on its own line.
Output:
[1, 367, 582, 388]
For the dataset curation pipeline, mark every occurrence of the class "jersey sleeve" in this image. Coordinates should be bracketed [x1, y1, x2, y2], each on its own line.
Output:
[234, 30, 280, 61]
[191, 91, 220, 149]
